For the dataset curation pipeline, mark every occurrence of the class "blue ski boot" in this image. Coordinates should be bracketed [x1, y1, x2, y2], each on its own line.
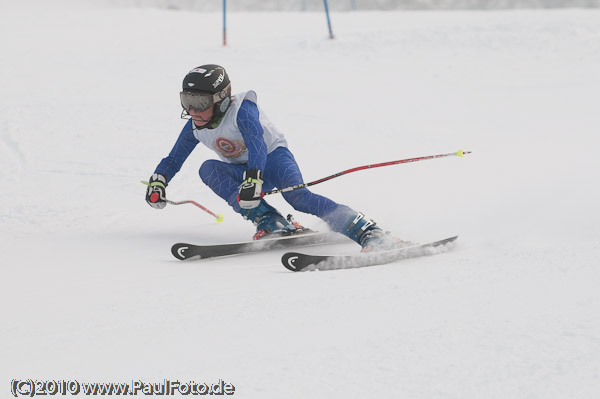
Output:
[239, 200, 299, 240]
[343, 212, 406, 252]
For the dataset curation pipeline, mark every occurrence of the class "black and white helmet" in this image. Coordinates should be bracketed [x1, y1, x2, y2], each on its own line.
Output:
[180, 64, 232, 125]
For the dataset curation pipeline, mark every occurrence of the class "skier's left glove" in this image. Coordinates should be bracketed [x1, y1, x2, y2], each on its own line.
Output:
[238, 168, 264, 209]
[145, 173, 168, 209]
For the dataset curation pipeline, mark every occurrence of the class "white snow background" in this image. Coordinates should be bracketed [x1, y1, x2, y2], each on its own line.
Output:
[1, 1, 599, 398]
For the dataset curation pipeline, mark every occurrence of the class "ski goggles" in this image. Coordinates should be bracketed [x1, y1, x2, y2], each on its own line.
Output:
[180, 85, 231, 112]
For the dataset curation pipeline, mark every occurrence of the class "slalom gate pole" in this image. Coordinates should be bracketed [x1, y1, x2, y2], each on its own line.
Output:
[222, 0, 227, 46]
[264, 149, 471, 196]
[323, 0, 335, 39]
[141, 181, 224, 222]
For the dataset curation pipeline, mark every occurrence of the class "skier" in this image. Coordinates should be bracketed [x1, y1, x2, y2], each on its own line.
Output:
[145, 64, 398, 252]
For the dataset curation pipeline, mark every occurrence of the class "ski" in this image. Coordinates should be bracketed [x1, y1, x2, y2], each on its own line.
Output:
[171, 231, 345, 260]
[282, 236, 458, 272]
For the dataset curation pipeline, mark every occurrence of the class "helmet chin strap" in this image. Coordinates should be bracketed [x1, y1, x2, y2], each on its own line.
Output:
[181, 103, 227, 130]
[180, 108, 212, 127]
[192, 115, 211, 127]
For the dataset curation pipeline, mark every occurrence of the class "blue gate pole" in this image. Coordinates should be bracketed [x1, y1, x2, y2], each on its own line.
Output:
[223, 0, 227, 46]
[351, 0, 357, 11]
[323, 0, 334, 39]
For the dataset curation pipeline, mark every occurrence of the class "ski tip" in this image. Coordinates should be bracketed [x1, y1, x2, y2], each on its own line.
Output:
[171, 243, 195, 261]
[216, 213, 225, 223]
[282, 252, 304, 272]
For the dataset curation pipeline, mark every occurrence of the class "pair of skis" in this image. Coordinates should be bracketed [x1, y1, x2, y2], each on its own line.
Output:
[171, 232, 458, 272]
[165, 149, 469, 271]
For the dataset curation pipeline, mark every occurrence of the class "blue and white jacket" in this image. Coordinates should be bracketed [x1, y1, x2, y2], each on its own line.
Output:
[154, 90, 287, 182]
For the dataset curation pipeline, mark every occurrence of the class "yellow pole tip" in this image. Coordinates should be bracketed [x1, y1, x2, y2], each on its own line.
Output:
[456, 150, 464, 157]
[216, 214, 225, 223]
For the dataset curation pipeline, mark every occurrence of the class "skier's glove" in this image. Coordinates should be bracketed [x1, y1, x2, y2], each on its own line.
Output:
[145, 173, 168, 209]
[238, 168, 264, 209]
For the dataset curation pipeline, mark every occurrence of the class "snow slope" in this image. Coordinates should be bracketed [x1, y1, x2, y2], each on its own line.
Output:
[1, 1, 600, 398]
[91, 0, 600, 11]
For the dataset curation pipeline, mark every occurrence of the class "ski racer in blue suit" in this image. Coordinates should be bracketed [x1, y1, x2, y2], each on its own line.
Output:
[146, 64, 397, 251]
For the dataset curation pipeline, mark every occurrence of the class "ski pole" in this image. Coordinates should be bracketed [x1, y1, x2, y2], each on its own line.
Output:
[141, 181, 225, 222]
[264, 149, 471, 196]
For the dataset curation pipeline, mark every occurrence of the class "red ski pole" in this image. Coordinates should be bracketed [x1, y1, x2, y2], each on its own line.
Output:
[264, 149, 471, 196]
[165, 199, 224, 222]
[141, 181, 225, 222]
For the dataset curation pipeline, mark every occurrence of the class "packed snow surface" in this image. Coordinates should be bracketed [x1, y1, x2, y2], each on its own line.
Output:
[1, 1, 599, 398]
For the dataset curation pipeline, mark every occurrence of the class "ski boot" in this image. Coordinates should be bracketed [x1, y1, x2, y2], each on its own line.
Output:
[343, 212, 407, 252]
[239, 200, 298, 240]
